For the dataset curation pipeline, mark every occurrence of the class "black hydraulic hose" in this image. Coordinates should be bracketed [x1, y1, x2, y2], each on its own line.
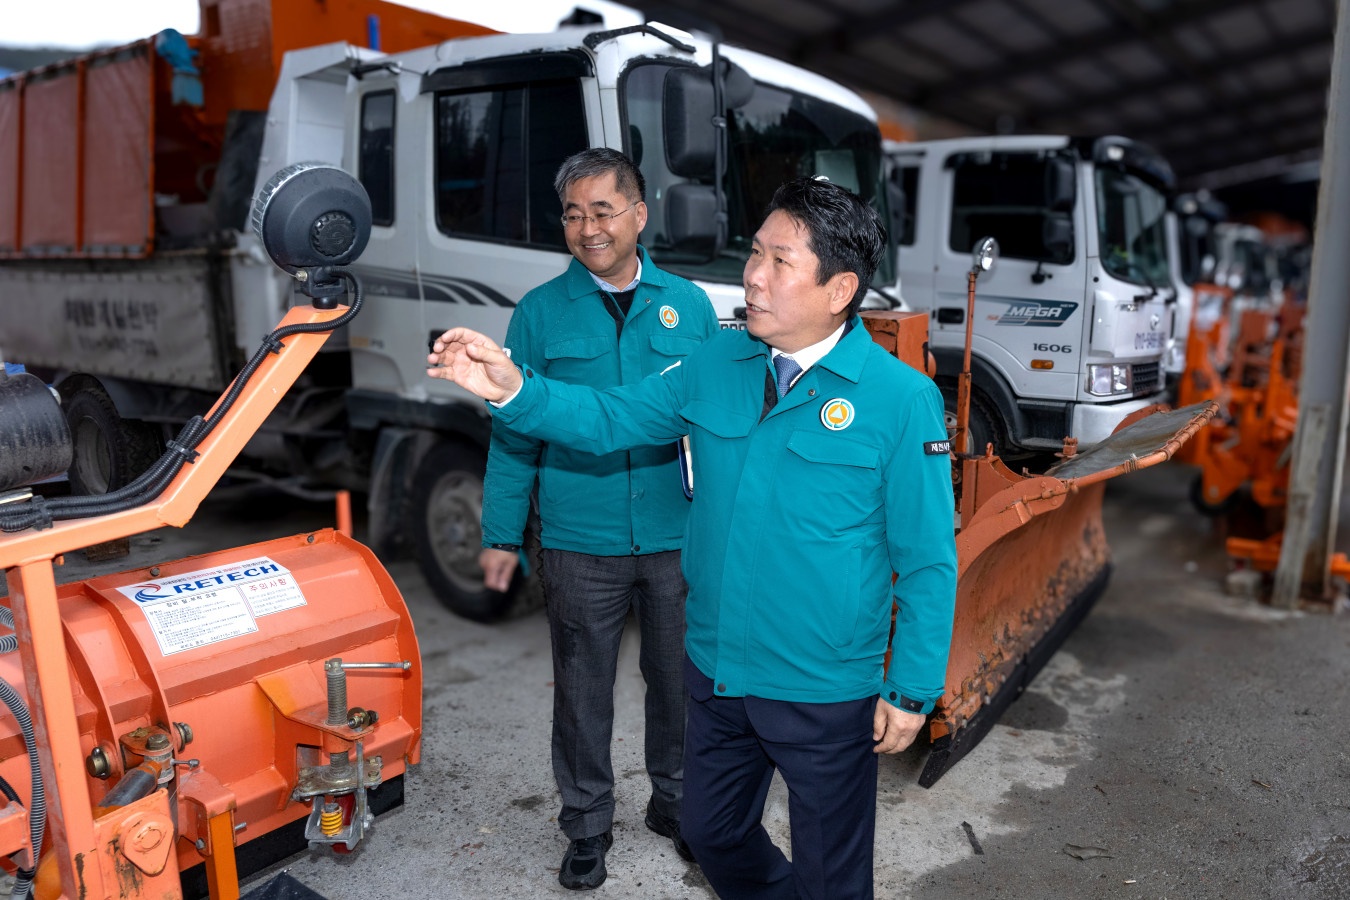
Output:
[204, 270, 364, 432]
[0, 270, 362, 533]
[0, 613, 39, 895]
[0, 678, 43, 898]
[0, 773, 21, 805]
[0, 607, 13, 655]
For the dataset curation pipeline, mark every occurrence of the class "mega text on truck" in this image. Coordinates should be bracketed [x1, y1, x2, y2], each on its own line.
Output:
[887, 135, 1175, 458]
[0, 21, 893, 621]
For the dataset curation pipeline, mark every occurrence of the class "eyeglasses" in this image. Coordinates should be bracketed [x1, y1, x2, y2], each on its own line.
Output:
[560, 203, 638, 228]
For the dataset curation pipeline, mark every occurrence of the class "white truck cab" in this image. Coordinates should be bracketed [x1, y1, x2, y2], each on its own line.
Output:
[888, 135, 1175, 457]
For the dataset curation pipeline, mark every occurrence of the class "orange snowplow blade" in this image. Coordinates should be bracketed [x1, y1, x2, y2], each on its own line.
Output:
[918, 402, 1217, 784]
[862, 310, 1217, 785]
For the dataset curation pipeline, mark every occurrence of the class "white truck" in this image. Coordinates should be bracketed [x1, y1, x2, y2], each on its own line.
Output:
[0, 23, 894, 620]
[886, 135, 1176, 458]
[1162, 191, 1226, 383]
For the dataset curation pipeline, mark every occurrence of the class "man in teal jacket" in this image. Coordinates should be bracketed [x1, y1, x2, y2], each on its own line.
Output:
[431, 178, 957, 900]
[477, 148, 717, 890]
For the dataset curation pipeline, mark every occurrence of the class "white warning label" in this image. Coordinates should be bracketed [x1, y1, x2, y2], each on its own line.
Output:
[117, 557, 307, 656]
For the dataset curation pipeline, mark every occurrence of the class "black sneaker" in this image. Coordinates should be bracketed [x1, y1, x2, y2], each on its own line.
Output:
[644, 800, 696, 862]
[559, 831, 613, 890]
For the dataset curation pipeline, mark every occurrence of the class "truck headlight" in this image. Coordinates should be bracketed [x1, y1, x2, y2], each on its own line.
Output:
[1087, 363, 1133, 396]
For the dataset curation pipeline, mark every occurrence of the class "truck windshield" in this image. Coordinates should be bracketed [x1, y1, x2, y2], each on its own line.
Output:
[1095, 168, 1170, 290]
[623, 62, 891, 288]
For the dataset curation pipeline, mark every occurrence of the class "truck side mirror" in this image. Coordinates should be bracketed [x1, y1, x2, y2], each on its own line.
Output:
[1044, 157, 1075, 213]
[1042, 213, 1073, 263]
[665, 183, 718, 256]
[662, 61, 753, 179]
[663, 67, 717, 180]
[661, 60, 753, 260]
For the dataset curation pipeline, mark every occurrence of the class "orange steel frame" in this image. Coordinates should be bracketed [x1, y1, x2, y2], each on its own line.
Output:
[0, 304, 346, 899]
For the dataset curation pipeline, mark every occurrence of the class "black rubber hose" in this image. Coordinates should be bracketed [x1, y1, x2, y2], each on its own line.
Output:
[0, 677, 43, 897]
[0, 271, 362, 532]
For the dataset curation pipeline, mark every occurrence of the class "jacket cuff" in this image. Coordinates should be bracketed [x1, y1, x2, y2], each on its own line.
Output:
[882, 685, 936, 716]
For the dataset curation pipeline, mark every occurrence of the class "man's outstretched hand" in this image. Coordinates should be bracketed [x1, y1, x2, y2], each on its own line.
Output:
[426, 328, 523, 403]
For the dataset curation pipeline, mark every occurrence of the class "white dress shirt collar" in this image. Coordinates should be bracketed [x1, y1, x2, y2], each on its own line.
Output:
[770, 320, 847, 380]
[587, 256, 643, 293]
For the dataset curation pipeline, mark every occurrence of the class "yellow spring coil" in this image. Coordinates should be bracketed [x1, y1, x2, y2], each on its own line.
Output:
[319, 802, 343, 836]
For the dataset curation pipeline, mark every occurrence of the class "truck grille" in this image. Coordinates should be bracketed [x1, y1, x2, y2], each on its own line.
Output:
[1133, 362, 1161, 396]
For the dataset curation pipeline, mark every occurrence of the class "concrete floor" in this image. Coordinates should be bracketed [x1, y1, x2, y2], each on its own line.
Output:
[17, 461, 1350, 899]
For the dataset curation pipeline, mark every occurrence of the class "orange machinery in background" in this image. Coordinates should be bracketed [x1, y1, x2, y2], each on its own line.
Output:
[0, 0, 495, 258]
[0, 165, 420, 899]
[1173, 282, 1350, 581]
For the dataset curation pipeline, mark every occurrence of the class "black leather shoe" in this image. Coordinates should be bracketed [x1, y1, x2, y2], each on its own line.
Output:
[645, 800, 696, 862]
[559, 831, 613, 890]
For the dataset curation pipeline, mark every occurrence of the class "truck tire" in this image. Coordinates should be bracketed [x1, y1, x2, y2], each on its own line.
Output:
[939, 381, 1003, 458]
[60, 379, 164, 495]
[409, 441, 543, 622]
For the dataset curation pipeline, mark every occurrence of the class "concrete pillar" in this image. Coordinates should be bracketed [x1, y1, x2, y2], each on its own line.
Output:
[1273, 0, 1350, 607]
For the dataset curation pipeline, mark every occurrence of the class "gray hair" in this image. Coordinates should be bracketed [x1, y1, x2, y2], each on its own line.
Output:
[554, 148, 646, 203]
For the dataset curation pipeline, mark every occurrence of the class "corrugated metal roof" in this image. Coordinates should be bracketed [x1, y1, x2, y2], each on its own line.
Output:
[638, 0, 1336, 191]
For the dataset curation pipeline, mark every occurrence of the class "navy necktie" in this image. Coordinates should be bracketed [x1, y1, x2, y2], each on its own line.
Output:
[774, 354, 802, 398]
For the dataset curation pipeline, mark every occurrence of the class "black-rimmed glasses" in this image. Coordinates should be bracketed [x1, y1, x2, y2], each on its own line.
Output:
[560, 203, 638, 228]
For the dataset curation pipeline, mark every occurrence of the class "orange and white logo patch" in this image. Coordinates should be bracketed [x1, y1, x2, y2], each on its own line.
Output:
[659, 305, 679, 328]
[820, 398, 855, 431]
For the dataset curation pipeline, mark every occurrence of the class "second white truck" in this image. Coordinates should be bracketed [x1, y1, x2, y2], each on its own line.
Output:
[887, 135, 1176, 458]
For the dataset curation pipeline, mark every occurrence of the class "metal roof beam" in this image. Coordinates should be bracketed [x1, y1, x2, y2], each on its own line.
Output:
[1024, 26, 1332, 127]
[917, 0, 1244, 102]
[1128, 77, 1331, 148]
[1161, 106, 1328, 172]
[790, 0, 980, 63]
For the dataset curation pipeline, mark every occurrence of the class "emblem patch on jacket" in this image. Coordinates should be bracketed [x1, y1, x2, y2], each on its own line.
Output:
[820, 398, 855, 431]
[924, 440, 951, 455]
[659, 305, 679, 328]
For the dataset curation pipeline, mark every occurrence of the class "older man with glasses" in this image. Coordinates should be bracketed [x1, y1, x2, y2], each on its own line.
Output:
[476, 147, 717, 890]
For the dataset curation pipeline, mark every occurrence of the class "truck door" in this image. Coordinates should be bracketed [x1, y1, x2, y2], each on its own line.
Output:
[349, 55, 592, 402]
[933, 150, 1085, 440]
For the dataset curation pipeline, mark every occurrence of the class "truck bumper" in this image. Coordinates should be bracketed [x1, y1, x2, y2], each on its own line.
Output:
[1072, 395, 1165, 446]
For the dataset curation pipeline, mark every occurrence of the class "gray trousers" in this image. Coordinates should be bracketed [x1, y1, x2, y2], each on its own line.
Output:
[541, 548, 687, 840]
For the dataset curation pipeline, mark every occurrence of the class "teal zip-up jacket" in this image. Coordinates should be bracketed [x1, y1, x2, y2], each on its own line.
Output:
[481, 247, 717, 556]
[493, 320, 958, 710]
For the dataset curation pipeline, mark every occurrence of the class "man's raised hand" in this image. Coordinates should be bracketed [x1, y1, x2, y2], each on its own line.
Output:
[426, 328, 523, 402]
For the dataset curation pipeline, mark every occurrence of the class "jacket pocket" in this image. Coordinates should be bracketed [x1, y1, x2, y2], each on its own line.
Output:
[649, 332, 702, 359]
[543, 335, 612, 380]
[681, 399, 756, 439]
[544, 335, 611, 362]
[785, 431, 880, 469]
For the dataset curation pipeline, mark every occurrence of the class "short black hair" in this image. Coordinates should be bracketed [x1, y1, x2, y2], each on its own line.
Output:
[764, 177, 887, 315]
[554, 148, 646, 204]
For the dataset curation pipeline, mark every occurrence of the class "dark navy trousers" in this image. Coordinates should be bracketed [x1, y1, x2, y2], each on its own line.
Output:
[680, 655, 879, 900]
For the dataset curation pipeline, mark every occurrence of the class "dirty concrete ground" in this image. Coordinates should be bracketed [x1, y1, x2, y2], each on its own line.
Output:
[16, 462, 1350, 899]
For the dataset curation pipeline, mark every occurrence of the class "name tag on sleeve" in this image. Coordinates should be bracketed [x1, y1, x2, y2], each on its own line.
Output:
[924, 440, 952, 455]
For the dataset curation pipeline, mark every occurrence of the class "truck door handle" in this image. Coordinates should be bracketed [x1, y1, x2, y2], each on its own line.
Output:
[937, 308, 965, 325]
